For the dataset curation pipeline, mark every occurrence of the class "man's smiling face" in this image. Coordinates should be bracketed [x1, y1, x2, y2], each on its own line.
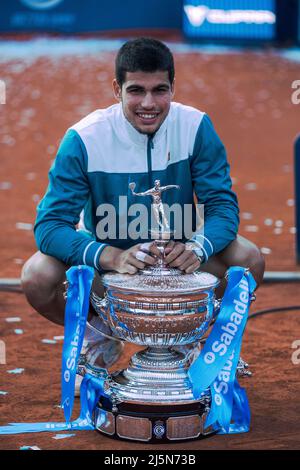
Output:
[113, 70, 174, 135]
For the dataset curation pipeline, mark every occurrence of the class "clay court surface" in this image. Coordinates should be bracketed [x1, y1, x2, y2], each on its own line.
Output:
[1, 39, 300, 450]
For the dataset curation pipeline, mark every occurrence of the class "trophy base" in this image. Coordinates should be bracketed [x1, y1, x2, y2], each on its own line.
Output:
[94, 399, 215, 443]
[94, 347, 215, 442]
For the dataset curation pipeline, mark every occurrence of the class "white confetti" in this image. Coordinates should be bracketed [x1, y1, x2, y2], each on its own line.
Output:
[0, 182, 12, 190]
[32, 194, 41, 203]
[244, 225, 259, 232]
[264, 218, 273, 226]
[26, 172, 36, 181]
[244, 183, 257, 191]
[41, 339, 57, 344]
[6, 317, 21, 322]
[287, 199, 295, 207]
[275, 220, 284, 228]
[7, 368, 24, 374]
[14, 258, 24, 265]
[2, 135, 16, 146]
[274, 228, 283, 235]
[282, 164, 291, 173]
[231, 177, 237, 185]
[0, 391, 8, 395]
[14, 329, 24, 335]
[53, 335, 64, 341]
[47, 145, 56, 155]
[16, 222, 33, 231]
[290, 227, 297, 234]
[52, 433, 76, 440]
[241, 212, 253, 220]
[260, 247, 272, 255]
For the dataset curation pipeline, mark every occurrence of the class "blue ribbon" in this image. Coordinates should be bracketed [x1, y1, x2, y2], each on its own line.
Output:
[188, 266, 256, 434]
[0, 373, 105, 434]
[0, 266, 107, 435]
[61, 265, 94, 422]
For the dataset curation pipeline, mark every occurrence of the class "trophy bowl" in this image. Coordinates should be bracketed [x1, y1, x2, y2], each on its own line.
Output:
[91, 269, 220, 347]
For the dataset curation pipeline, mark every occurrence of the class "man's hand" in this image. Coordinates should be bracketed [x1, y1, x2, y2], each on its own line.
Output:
[99, 242, 160, 274]
[164, 240, 201, 273]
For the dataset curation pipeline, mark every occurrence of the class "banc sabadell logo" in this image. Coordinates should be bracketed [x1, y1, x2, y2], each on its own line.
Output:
[20, 0, 64, 10]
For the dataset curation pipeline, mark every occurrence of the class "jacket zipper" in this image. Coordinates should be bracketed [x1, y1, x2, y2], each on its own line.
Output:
[147, 135, 154, 186]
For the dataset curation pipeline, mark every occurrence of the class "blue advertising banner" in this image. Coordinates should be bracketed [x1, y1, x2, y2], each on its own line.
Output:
[0, 0, 182, 33]
[183, 0, 277, 41]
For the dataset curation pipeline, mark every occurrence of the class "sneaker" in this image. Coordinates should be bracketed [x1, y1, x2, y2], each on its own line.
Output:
[75, 315, 124, 397]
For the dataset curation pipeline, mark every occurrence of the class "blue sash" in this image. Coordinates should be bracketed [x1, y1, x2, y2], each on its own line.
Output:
[188, 266, 256, 433]
[0, 266, 105, 434]
[0, 266, 255, 436]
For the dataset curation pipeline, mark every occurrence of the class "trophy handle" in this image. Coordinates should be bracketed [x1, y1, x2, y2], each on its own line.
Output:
[90, 292, 109, 323]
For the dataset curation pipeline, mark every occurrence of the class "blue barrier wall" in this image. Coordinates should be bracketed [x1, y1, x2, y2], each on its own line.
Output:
[0, 0, 183, 33]
[183, 0, 277, 41]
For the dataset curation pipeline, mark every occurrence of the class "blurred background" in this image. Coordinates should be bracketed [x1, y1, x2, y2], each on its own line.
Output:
[1, 0, 300, 276]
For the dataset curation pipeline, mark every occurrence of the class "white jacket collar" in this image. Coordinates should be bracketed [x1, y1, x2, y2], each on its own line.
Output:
[117, 103, 170, 147]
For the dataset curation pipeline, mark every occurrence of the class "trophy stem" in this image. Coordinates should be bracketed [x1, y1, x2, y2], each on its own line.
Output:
[136, 346, 186, 367]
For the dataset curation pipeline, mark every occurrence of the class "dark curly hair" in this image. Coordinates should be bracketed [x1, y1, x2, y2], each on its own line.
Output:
[115, 37, 175, 86]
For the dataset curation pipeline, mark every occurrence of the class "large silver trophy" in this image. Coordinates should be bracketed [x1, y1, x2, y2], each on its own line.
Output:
[79, 181, 250, 442]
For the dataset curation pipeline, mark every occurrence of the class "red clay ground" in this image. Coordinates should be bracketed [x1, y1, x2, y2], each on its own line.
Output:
[0, 41, 300, 450]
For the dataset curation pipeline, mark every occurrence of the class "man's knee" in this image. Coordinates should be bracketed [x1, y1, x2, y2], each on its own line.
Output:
[221, 236, 265, 286]
[21, 252, 67, 307]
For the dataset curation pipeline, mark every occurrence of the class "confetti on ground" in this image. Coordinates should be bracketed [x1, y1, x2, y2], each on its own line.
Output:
[264, 218, 273, 226]
[260, 247, 272, 255]
[13, 258, 24, 265]
[0, 182, 12, 190]
[41, 339, 57, 344]
[20, 446, 41, 450]
[25, 172, 36, 180]
[16, 222, 33, 231]
[241, 212, 253, 220]
[52, 433, 76, 440]
[282, 164, 291, 173]
[274, 228, 283, 235]
[5, 317, 21, 323]
[244, 225, 259, 232]
[0, 391, 8, 395]
[32, 194, 40, 203]
[47, 145, 56, 155]
[275, 220, 284, 228]
[7, 368, 24, 374]
[53, 335, 64, 341]
[287, 199, 295, 207]
[244, 182, 257, 191]
[290, 227, 297, 234]
[14, 329, 24, 335]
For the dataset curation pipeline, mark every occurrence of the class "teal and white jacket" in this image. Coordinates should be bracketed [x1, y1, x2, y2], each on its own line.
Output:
[34, 102, 239, 272]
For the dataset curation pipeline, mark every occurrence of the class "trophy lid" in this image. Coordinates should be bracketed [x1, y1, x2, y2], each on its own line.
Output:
[102, 268, 219, 295]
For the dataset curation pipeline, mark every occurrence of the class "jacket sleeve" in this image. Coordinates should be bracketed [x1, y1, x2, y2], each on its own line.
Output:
[34, 129, 107, 271]
[189, 114, 239, 261]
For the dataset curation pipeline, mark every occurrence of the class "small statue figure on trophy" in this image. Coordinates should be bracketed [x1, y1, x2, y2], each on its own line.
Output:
[129, 179, 180, 233]
[129, 180, 180, 273]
